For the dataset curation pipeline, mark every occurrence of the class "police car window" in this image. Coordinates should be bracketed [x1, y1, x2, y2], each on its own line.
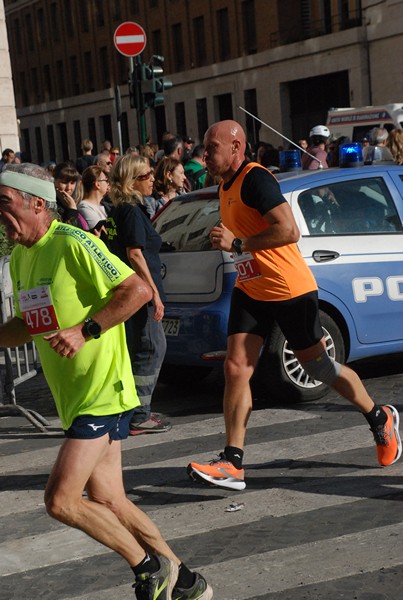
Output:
[298, 177, 402, 235]
[154, 198, 221, 252]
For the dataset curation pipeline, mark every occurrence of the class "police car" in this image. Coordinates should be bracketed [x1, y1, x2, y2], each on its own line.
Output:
[153, 161, 403, 402]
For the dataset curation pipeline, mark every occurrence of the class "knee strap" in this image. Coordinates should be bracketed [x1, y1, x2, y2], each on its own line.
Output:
[300, 350, 342, 386]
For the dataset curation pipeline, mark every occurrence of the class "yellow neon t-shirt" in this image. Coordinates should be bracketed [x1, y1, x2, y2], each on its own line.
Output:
[11, 220, 139, 429]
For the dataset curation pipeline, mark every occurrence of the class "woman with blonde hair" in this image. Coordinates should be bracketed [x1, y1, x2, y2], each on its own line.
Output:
[105, 154, 170, 435]
[140, 143, 155, 165]
[387, 128, 403, 165]
[145, 156, 186, 218]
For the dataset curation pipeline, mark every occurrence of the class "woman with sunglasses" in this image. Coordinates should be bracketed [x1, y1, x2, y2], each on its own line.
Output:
[78, 166, 110, 234]
[106, 154, 170, 435]
[110, 147, 121, 164]
[145, 156, 186, 218]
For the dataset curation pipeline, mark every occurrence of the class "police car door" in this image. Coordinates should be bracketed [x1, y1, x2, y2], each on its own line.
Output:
[289, 169, 403, 349]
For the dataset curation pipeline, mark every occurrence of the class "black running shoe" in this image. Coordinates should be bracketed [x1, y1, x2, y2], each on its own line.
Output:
[133, 554, 178, 600]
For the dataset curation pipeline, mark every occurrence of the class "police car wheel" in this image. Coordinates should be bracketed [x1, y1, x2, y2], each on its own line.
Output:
[252, 310, 345, 404]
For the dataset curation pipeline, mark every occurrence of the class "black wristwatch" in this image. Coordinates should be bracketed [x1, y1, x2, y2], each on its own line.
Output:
[232, 238, 243, 255]
[82, 318, 102, 339]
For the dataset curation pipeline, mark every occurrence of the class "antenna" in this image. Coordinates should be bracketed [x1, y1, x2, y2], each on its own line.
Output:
[238, 106, 323, 169]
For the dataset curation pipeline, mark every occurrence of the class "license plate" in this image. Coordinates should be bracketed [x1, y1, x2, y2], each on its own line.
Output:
[162, 318, 180, 336]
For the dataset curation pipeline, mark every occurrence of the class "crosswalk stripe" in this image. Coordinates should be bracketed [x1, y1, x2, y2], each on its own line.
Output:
[70, 584, 133, 600]
[198, 523, 403, 599]
[0, 438, 22, 446]
[1, 401, 400, 599]
[0, 420, 376, 519]
[0, 408, 316, 475]
[1, 460, 399, 577]
[68, 523, 403, 600]
[122, 424, 376, 483]
[0, 527, 104, 577]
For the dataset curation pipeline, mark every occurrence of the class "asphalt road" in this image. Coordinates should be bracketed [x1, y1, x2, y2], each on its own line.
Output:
[1, 355, 403, 599]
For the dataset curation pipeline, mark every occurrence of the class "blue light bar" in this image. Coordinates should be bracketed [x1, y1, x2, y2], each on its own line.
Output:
[339, 142, 364, 168]
[279, 149, 302, 172]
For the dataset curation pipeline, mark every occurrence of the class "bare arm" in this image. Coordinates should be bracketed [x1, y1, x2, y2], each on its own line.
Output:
[91, 271, 152, 329]
[210, 202, 300, 252]
[44, 273, 152, 359]
[127, 247, 164, 322]
[0, 316, 32, 348]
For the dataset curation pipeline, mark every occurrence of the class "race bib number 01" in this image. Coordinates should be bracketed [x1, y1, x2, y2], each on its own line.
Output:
[18, 286, 60, 335]
[233, 251, 261, 282]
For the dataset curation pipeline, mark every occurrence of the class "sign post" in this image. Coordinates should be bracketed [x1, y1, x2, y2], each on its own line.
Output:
[114, 86, 123, 154]
[114, 22, 147, 146]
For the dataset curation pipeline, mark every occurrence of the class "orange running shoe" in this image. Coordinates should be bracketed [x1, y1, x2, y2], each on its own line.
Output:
[187, 453, 246, 490]
[371, 405, 402, 466]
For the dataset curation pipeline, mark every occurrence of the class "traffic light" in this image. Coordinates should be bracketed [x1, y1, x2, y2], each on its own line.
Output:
[141, 57, 173, 109]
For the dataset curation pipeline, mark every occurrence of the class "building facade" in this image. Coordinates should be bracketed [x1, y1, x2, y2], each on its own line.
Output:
[0, 1, 19, 154]
[3, 0, 403, 164]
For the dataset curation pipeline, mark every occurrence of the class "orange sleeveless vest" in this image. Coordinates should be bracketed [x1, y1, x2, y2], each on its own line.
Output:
[220, 162, 317, 301]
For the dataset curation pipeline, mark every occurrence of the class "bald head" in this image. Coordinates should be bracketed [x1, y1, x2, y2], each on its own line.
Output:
[206, 120, 246, 150]
[203, 120, 246, 181]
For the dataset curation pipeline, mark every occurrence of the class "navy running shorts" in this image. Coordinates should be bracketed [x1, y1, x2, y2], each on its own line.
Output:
[64, 408, 136, 440]
[228, 287, 323, 351]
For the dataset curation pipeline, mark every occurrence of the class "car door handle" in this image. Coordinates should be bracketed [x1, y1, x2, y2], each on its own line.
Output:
[312, 250, 340, 263]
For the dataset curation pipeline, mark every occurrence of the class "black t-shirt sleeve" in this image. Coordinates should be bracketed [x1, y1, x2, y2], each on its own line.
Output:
[240, 167, 286, 215]
[115, 203, 147, 249]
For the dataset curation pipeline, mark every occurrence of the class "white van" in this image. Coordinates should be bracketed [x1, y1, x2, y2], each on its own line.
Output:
[326, 104, 403, 141]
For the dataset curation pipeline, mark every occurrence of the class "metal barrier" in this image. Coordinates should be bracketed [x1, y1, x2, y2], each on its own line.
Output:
[0, 255, 50, 431]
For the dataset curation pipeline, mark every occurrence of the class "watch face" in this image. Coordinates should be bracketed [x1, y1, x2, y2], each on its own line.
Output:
[85, 319, 101, 337]
[233, 238, 243, 253]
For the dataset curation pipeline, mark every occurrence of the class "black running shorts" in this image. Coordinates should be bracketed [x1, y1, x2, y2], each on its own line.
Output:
[228, 287, 323, 350]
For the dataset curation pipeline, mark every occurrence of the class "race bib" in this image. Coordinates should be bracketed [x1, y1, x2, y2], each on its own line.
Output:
[18, 286, 60, 335]
[233, 251, 261, 282]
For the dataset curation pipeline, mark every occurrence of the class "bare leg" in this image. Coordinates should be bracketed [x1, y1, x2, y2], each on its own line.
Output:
[224, 332, 264, 449]
[86, 439, 179, 563]
[45, 435, 179, 566]
[294, 338, 374, 413]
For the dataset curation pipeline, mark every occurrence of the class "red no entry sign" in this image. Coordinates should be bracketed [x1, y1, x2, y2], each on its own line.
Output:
[114, 22, 147, 57]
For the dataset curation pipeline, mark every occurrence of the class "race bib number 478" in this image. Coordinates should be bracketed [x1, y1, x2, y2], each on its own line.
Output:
[18, 286, 60, 335]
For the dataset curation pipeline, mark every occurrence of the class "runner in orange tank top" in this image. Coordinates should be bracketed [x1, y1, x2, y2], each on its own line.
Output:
[187, 119, 401, 492]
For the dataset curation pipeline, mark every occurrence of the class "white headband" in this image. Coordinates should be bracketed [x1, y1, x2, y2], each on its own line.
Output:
[0, 170, 57, 206]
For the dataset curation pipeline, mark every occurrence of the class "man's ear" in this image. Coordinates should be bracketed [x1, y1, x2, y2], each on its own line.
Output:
[32, 196, 47, 212]
[232, 139, 241, 153]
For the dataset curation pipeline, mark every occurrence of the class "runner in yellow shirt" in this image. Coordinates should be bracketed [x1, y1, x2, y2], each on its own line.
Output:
[0, 163, 212, 600]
